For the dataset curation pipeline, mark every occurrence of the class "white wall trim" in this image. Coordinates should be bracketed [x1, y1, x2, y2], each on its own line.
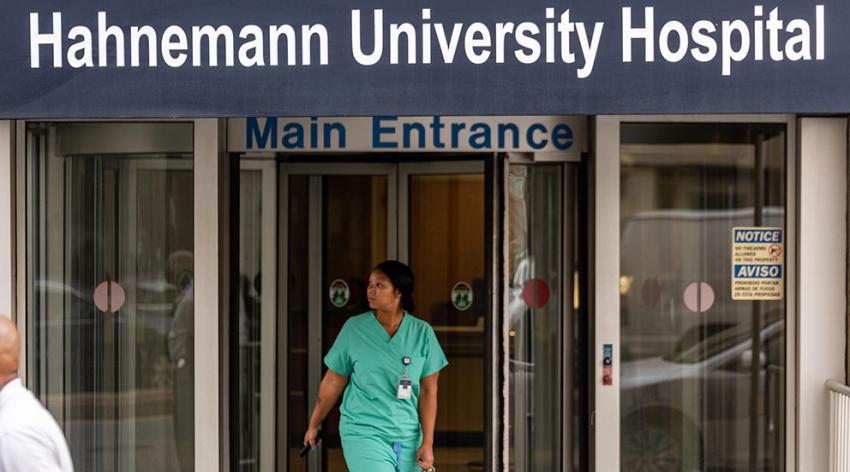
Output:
[194, 118, 225, 472]
[797, 117, 848, 472]
[592, 116, 621, 471]
[0, 121, 13, 318]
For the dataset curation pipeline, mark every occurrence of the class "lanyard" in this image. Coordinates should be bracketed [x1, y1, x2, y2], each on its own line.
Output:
[401, 356, 410, 379]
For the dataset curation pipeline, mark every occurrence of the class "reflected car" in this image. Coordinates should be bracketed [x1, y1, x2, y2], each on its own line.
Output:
[33, 277, 184, 388]
[621, 319, 785, 471]
[34, 278, 178, 333]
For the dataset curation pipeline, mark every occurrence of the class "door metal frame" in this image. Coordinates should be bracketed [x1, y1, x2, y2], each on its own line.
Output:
[562, 163, 578, 471]
[307, 176, 323, 472]
[489, 155, 508, 472]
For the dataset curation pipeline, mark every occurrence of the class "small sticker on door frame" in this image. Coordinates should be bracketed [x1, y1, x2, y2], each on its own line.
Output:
[451, 281, 473, 311]
[329, 279, 350, 308]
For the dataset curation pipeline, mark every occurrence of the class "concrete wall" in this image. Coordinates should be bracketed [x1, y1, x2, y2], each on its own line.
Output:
[798, 117, 848, 471]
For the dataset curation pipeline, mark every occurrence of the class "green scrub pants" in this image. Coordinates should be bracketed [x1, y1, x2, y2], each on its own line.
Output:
[340, 435, 422, 472]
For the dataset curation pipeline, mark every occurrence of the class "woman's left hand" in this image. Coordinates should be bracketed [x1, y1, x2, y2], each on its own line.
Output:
[416, 442, 434, 470]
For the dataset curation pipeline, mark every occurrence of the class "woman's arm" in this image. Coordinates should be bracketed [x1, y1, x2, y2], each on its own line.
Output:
[304, 369, 349, 447]
[416, 371, 440, 469]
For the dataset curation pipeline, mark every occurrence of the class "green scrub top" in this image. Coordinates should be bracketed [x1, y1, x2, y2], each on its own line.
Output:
[324, 311, 449, 442]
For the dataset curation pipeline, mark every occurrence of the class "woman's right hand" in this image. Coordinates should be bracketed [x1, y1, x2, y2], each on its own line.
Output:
[304, 370, 348, 450]
[304, 425, 321, 449]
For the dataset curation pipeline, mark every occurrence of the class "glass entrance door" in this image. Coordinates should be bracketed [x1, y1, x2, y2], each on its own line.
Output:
[26, 122, 195, 472]
[282, 164, 396, 472]
[506, 162, 583, 471]
[281, 161, 486, 472]
[400, 162, 487, 472]
[617, 123, 788, 472]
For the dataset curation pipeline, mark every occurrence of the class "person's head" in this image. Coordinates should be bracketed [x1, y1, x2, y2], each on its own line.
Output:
[166, 250, 194, 292]
[0, 316, 20, 389]
[368, 261, 415, 313]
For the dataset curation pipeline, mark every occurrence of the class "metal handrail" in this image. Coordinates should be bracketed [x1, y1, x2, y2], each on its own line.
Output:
[826, 379, 850, 396]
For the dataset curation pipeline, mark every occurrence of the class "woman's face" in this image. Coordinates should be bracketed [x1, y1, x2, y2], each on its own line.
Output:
[367, 270, 401, 312]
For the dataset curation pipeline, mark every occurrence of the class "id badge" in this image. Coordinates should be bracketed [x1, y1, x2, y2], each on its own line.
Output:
[397, 377, 412, 400]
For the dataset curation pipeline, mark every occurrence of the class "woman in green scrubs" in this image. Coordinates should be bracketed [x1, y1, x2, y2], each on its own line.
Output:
[304, 260, 448, 472]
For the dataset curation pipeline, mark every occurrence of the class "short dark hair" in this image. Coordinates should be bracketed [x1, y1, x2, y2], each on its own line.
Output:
[374, 260, 415, 312]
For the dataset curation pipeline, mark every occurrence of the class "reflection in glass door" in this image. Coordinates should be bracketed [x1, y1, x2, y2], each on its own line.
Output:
[282, 165, 395, 472]
[619, 123, 787, 472]
[234, 160, 278, 472]
[506, 163, 582, 471]
[26, 122, 195, 472]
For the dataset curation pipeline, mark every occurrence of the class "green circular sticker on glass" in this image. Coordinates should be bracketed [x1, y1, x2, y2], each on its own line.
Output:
[451, 281, 473, 311]
[329, 279, 350, 308]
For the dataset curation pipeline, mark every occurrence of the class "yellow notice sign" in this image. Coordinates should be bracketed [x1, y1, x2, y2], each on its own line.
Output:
[732, 227, 784, 300]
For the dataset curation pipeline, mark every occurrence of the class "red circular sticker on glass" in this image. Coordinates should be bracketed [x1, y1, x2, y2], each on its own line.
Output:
[683, 281, 715, 314]
[93, 281, 127, 313]
[521, 279, 550, 309]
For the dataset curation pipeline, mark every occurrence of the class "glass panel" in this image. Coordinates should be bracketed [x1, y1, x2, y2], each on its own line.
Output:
[236, 170, 263, 471]
[507, 165, 564, 471]
[408, 173, 485, 472]
[285, 174, 388, 472]
[619, 123, 786, 472]
[26, 122, 194, 472]
[322, 175, 388, 471]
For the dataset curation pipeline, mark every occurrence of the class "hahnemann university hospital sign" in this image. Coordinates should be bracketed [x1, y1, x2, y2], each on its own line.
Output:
[0, 0, 846, 117]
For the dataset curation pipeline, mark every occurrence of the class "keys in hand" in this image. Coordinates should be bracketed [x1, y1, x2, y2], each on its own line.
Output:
[300, 429, 324, 457]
